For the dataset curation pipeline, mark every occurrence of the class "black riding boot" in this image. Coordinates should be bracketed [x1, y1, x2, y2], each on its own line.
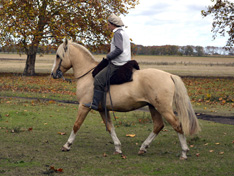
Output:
[83, 89, 104, 110]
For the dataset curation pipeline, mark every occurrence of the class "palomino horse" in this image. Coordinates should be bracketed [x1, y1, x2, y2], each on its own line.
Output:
[51, 39, 200, 160]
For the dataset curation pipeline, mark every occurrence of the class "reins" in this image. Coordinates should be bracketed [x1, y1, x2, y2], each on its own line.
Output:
[75, 67, 95, 80]
[56, 58, 95, 83]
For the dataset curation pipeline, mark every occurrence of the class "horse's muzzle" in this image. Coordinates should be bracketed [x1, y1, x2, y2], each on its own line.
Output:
[51, 69, 63, 79]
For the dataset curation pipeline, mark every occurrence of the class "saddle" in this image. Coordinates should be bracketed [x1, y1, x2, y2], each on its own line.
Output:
[92, 58, 140, 85]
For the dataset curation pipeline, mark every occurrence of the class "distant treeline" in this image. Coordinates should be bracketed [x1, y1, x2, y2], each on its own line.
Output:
[95, 44, 234, 56]
[1, 43, 233, 56]
[131, 44, 234, 56]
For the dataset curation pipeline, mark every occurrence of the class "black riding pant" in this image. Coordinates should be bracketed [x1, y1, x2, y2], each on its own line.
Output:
[94, 63, 120, 91]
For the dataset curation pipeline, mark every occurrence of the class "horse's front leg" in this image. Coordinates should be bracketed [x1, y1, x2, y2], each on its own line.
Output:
[99, 111, 122, 154]
[62, 105, 90, 151]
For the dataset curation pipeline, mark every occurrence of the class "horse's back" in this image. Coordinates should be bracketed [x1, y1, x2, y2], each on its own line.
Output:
[133, 68, 174, 89]
[111, 68, 174, 94]
[134, 68, 172, 79]
[108, 68, 175, 111]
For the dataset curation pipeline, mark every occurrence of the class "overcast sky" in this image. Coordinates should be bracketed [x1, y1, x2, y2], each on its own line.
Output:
[121, 0, 231, 47]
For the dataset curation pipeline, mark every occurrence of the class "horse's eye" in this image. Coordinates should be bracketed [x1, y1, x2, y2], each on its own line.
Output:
[56, 54, 60, 59]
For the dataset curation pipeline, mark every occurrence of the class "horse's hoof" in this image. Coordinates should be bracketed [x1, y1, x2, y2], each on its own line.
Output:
[61, 146, 70, 152]
[138, 150, 146, 155]
[113, 151, 122, 155]
[179, 156, 187, 160]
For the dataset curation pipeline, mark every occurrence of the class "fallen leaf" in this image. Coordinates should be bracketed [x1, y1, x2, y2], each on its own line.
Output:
[103, 153, 107, 157]
[204, 143, 209, 146]
[49, 166, 63, 173]
[57, 168, 63, 173]
[126, 134, 135, 138]
[232, 140, 234, 144]
[50, 166, 55, 171]
[196, 153, 200, 157]
[28, 127, 33, 131]
[121, 154, 127, 159]
[58, 132, 66, 135]
[219, 152, 224, 155]
[215, 143, 220, 145]
[49, 100, 56, 104]
[209, 150, 214, 153]
[190, 145, 194, 148]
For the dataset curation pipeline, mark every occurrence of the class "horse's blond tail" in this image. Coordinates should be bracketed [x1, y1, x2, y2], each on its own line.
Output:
[171, 75, 201, 135]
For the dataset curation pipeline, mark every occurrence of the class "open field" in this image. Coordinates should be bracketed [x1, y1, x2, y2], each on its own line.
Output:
[1, 53, 234, 116]
[0, 98, 234, 176]
[0, 53, 234, 117]
[0, 53, 234, 175]
[0, 53, 234, 77]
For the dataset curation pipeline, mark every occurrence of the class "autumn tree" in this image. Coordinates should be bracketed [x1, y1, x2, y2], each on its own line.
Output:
[195, 46, 204, 56]
[184, 45, 194, 56]
[0, 0, 139, 75]
[202, 0, 234, 48]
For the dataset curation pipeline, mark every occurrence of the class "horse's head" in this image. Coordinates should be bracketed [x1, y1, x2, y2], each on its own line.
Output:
[51, 39, 72, 79]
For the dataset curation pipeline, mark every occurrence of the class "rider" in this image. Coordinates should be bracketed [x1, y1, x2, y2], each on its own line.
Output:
[84, 13, 131, 110]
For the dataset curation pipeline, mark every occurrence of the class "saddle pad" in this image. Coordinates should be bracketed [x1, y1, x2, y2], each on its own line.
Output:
[92, 59, 140, 85]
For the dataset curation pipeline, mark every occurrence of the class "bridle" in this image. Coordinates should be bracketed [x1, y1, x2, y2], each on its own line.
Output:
[54, 57, 95, 82]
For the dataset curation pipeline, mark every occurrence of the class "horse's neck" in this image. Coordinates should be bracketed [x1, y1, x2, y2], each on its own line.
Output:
[70, 46, 98, 78]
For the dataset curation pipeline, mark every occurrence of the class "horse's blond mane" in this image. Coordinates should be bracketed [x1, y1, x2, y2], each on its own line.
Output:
[70, 42, 96, 61]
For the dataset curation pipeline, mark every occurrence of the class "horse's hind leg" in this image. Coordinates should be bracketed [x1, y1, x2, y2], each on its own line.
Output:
[138, 105, 164, 155]
[99, 111, 122, 154]
[161, 111, 189, 159]
[178, 133, 189, 160]
[62, 105, 90, 151]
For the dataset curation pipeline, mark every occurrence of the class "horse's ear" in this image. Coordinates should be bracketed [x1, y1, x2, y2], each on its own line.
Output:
[63, 38, 68, 52]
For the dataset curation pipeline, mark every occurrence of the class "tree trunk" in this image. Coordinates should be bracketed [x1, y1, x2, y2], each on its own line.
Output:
[23, 53, 36, 76]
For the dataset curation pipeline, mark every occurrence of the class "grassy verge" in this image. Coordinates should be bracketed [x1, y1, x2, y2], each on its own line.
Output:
[184, 77, 234, 116]
[0, 98, 234, 176]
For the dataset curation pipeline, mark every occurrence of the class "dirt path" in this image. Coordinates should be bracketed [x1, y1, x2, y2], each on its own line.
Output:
[1, 96, 234, 125]
[196, 113, 234, 125]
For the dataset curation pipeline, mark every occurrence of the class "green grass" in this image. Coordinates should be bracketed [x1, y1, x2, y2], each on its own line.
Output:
[0, 98, 233, 175]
